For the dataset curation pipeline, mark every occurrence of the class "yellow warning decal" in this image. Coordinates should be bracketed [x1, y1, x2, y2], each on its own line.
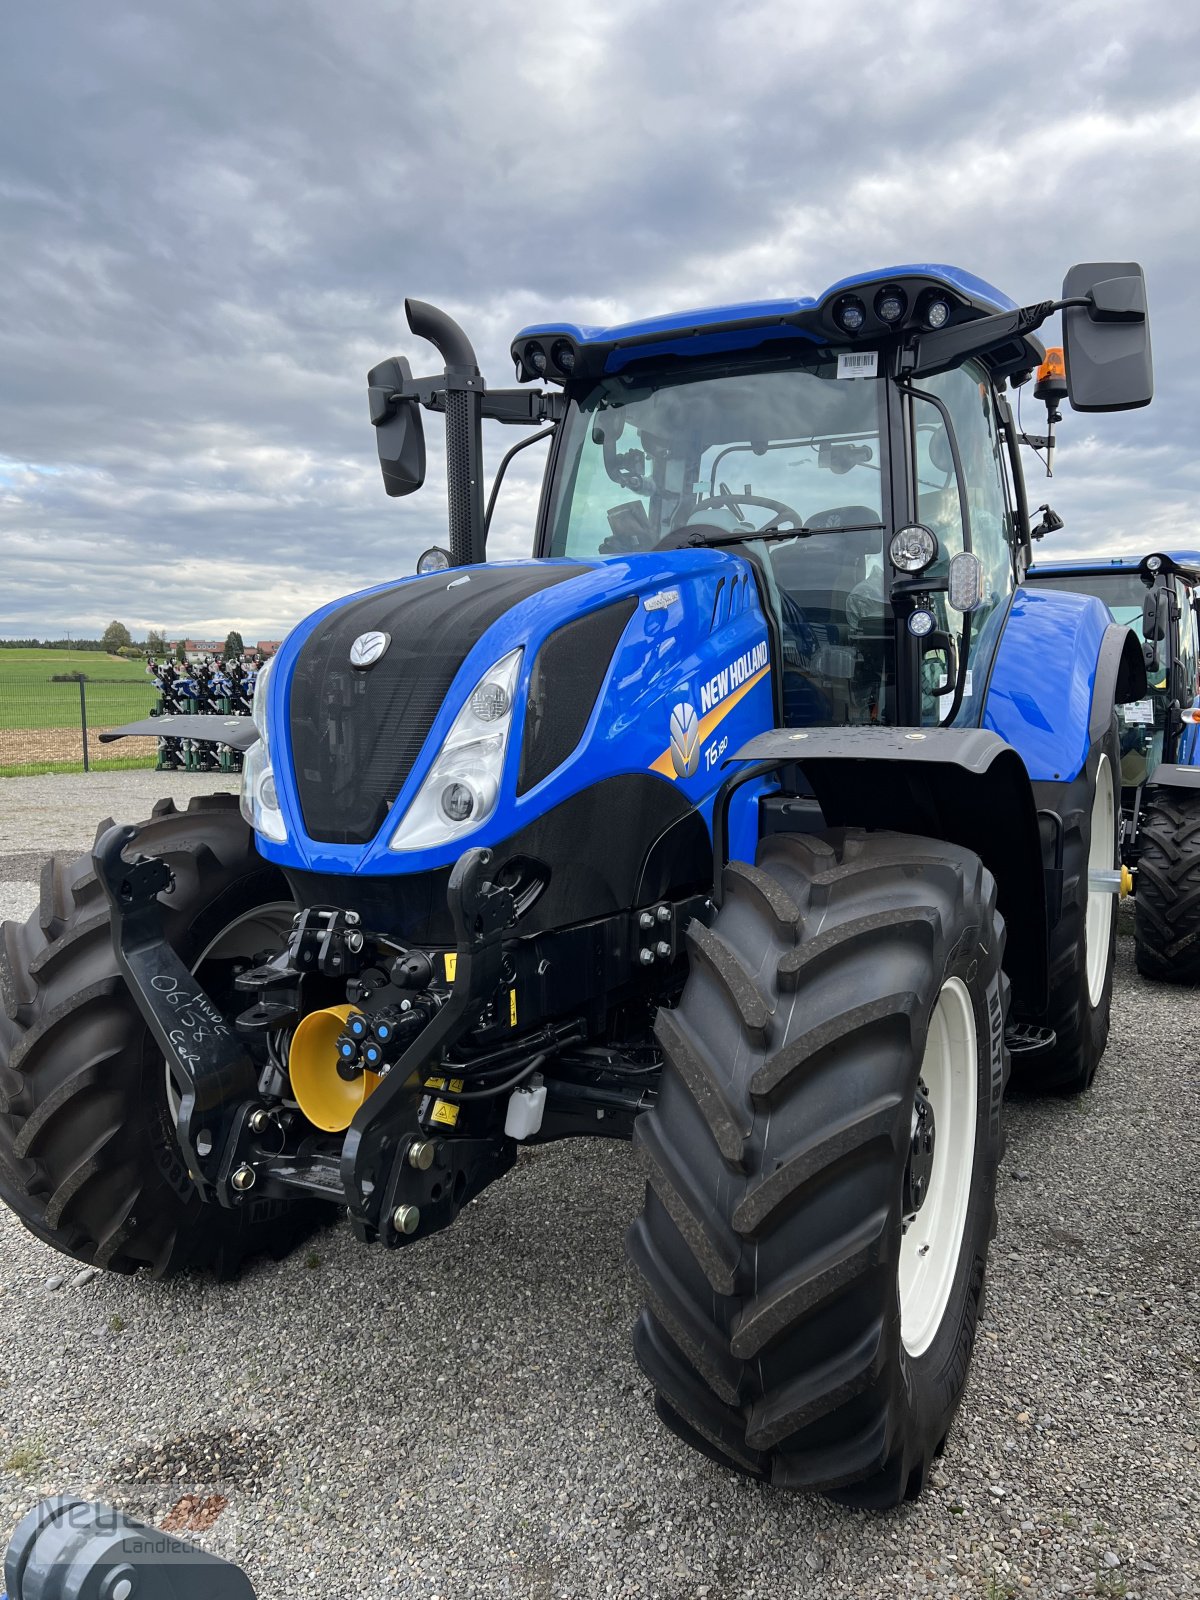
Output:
[449, 1077, 464, 1092]
[430, 1099, 460, 1127]
[444, 952, 457, 983]
[649, 664, 771, 779]
[424, 1076, 445, 1090]
[509, 989, 518, 1027]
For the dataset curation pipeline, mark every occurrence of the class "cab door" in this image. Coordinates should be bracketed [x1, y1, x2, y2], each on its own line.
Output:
[907, 360, 1016, 725]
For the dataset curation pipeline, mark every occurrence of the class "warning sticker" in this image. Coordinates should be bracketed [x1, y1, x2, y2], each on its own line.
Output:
[836, 350, 878, 379]
[431, 1099, 460, 1127]
[509, 989, 518, 1028]
[444, 952, 457, 983]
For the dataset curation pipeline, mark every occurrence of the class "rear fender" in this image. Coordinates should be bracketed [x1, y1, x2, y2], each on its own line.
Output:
[719, 726, 1047, 1015]
[1145, 763, 1200, 792]
[981, 586, 1145, 782]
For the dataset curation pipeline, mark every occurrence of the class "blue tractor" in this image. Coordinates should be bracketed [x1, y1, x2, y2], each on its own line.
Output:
[1026, 550, 1200, 980]
[0, 262, 1152, 1506]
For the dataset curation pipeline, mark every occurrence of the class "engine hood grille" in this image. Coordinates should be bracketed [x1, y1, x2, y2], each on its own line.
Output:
[289, 565, 582, 844]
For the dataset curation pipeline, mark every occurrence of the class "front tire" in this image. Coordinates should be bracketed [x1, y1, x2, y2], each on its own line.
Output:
[628, 829, 1008, 1505]
[0, 794, 331, 1277]
[1021, 725, 1120, 1093]
[1134, 787, 1200, 982]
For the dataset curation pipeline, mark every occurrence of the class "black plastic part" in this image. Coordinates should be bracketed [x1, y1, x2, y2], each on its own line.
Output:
[92, 825, 258, 1208]
[484, 425, 555, 536]
[287, 565, 582, 845]
[405, 298, 480, 372]
[4, 1497, 256, 1600]
[367, 354, 427, 497]
[518, 599, 637, 793]
[1145, 762, 1200, 791]
[1090, 623, 1148, 739]
[99, 714, 261, 750]
[714, 727, 1048, 1015]
[911, 301, 1054, 382]
[404, 299, 486, 566]
[1061, 262, 1153, 413]
[284, 773, 712, 944]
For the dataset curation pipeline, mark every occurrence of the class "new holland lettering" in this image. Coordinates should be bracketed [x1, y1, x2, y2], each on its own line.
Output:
[699, 640, 769, 715]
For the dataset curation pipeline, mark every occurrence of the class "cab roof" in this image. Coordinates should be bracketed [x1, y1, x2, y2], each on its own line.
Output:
[1028, 551, 1200, 582]
[513, 264, 1042, 386]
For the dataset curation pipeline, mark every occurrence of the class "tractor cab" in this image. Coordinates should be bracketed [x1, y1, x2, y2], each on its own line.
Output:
[517, 268, 1042, 735]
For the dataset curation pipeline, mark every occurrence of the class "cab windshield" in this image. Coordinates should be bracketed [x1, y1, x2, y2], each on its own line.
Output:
[546, 361, 894, 724]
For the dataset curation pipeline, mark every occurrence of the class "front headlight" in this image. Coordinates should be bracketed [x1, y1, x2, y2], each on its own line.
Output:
[239, 656, 288, 842]
[389, 648, 523, 852]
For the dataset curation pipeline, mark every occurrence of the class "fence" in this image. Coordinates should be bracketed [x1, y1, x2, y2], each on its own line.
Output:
[0, 675, 160, 776]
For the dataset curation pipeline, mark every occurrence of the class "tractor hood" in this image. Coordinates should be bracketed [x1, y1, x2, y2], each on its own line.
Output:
[287, 561, 586, 846]
[258, 550, 775, 880]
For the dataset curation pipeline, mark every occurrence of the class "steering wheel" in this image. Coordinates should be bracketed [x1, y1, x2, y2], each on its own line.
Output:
[686, 482, 806, 534]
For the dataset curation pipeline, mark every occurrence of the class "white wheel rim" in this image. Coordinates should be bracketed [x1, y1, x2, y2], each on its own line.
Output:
[1085, 753, 1116, 1006]
[164, 901, 295, 1123]
[899, 976, 977, 1359]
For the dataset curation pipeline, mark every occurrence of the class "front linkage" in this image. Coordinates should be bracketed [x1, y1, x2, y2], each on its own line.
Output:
[92, 826, 702, 1248]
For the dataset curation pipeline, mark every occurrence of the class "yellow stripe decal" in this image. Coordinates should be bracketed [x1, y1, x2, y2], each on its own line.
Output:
[649, 665, 771, 779]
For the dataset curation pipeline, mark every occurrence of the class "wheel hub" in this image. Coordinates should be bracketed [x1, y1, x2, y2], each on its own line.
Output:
[902, 1077, 936, 1226]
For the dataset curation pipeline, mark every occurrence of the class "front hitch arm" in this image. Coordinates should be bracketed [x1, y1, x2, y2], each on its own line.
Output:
[92, 824, 258, 1208]
[340, 846, 513, 1242]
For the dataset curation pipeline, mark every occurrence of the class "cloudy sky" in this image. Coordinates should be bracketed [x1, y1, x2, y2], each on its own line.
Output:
[2, 1, 1198, 639]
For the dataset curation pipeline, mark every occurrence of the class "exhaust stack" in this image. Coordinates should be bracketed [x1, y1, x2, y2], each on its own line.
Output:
[405, 298, 486, 568]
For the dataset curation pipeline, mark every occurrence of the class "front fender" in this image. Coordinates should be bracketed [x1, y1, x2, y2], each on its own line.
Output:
[981, 586, 1145, 782]
[724, 725, 1047, 1016]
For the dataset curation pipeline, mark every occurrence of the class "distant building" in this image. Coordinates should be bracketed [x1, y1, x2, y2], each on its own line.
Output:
[165, 637, 276, 662]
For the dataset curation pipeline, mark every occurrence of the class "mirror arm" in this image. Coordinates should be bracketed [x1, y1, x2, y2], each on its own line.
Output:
[908, 288, 1142, 381]
[373, 375, 564, 426]
[909, 300, 1056, 377]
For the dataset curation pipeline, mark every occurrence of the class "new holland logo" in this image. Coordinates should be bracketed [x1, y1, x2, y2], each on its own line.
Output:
[650, 637, 772, 783]
[669, 701, 701, 778]
[349, 630, 390, 669]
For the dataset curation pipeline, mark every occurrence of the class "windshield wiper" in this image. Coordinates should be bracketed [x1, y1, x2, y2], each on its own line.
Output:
[679, 521, 884, 548]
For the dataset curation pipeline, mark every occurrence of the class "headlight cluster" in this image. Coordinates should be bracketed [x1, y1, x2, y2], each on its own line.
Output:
[519, 339, 576, 381]
[890, 524, 938, 574]
[239, 655, 288, 843]
[389, 648, 523, 852]
[832, 285, 955, 338]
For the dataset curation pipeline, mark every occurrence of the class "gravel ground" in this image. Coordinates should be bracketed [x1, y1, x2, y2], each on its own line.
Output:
[0, 774, 1197, 1599]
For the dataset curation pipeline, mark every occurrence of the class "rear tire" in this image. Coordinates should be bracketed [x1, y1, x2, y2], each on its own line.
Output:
[1018, 723, 1120, 1094]
[1134, 788, 1200, 983]
[628, 829, 1008, 1505]
[0, 794, 331, 1277]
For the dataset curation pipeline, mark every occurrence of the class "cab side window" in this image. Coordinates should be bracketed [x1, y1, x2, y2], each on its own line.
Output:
[1174, 580, 1200, 705]
[911, 362, 1015, 724]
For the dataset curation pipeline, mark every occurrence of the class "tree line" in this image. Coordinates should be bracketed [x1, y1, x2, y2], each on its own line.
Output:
[1, 624, 247, 660]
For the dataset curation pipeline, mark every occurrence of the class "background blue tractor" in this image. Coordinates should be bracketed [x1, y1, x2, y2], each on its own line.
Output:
[1026, 550, 1200, 980]
[0, 262, 1152, 1506]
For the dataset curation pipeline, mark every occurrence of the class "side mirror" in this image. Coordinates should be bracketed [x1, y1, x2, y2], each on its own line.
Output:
[367, 356, 426, 496]
[1142, 586, 1169, 642]
[1061, 262, 1153, 412]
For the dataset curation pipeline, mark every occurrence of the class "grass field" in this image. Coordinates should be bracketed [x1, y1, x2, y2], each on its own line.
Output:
[0, 648, 158, 773]
[0, 647, 150, 687]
